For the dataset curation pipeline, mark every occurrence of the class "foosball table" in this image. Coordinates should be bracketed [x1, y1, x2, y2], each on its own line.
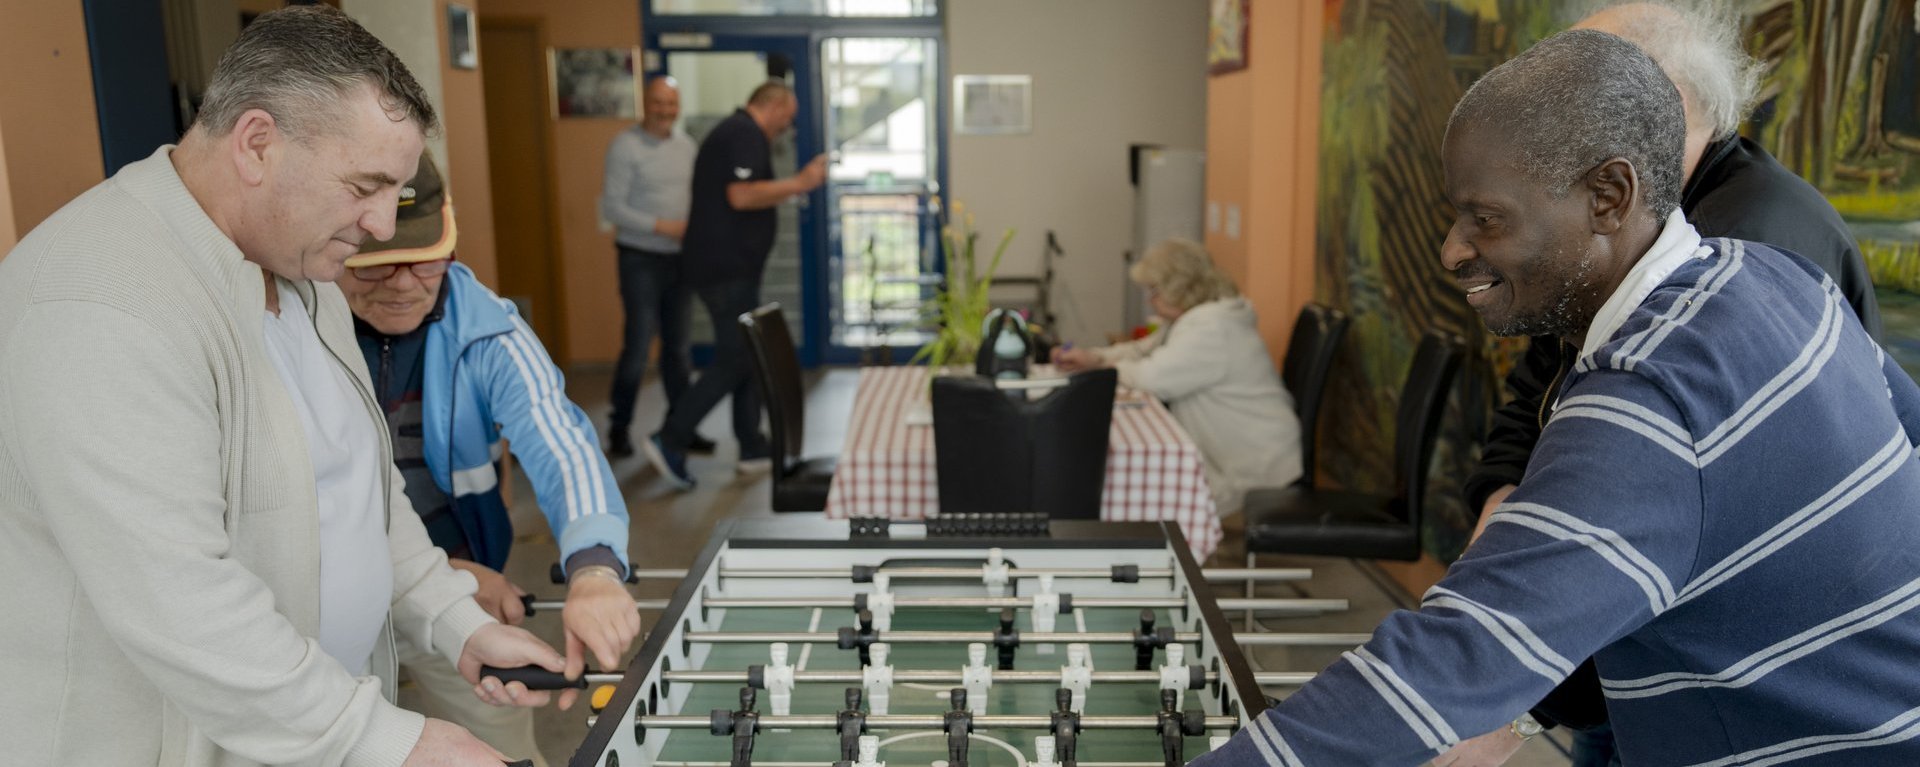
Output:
[498, 517, 1366, 767]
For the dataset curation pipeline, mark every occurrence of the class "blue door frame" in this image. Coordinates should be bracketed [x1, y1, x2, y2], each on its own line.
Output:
[641, 7, 949, 369]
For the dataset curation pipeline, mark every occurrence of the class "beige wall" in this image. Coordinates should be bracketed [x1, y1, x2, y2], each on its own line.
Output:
[438, 0, 499, 287]
[1204, 0, 1320, 366]
[483, 0, 639, 364]
[947, 0, 1209, 346]
[0, 0, 105, 243]
[0, 117, 15, 252]
[344, 0, 500, 287]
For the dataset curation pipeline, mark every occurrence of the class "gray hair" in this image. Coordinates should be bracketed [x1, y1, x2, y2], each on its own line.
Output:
[195, 6, 437, 141]
[1129, 239, 1238, 312]
[748, 80, 794, 107]
[1573, 1, 1764, 138]
[1448, 29, 1688, 219]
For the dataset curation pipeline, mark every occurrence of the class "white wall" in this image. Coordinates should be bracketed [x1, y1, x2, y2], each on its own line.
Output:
[946, 0, 1208, 345]
[343, 0, 449, 168]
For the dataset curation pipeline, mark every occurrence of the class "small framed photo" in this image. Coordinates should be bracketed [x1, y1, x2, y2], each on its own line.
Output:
[550, 47, 641, 119]
[1208, 0, 1249, 76]
[446, 3, 477, 70]
[954, 75, 1031, 135]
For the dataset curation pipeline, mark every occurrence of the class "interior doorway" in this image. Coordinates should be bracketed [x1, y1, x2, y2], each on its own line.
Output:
[479, 17, 566, 357]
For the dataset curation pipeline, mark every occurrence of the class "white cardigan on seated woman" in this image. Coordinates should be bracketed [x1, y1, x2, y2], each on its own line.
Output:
[1094, 297, 1303, 515]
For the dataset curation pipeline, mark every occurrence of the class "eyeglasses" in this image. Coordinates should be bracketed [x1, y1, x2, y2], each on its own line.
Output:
[350, 258, 451, 282]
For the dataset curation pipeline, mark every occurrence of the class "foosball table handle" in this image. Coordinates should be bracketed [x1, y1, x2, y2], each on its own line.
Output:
[480, 665, 586, 690]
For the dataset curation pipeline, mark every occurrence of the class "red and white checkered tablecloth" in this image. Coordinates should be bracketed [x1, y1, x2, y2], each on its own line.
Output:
[824, 366, 1222, 559]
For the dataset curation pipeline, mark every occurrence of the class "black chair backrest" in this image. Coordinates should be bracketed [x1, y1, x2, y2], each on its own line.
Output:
[931, 368, 1117, 519]
[1280, 304, 1350, 485]
[1390, 331, 1466, 527]
[739, 304, 804, 477]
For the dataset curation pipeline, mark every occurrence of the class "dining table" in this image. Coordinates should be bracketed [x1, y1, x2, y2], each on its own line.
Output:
[823, 365, 1223, 559]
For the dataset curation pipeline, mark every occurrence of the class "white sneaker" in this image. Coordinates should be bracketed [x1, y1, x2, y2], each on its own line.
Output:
[736, 457, 774, 476]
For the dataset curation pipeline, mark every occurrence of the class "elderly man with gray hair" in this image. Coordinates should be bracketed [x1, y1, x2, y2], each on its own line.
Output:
[0, 7, 567, 766]
[1455, 3, 1886, 764]
[1192, 27, 1920, 767]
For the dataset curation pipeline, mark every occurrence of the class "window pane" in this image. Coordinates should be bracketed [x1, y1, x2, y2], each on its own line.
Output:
[653, 0, 935, 17]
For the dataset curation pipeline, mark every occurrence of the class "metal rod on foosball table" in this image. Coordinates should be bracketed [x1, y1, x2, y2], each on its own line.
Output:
[706, 566, 1314, 581]
[526, 599, 671, 613]
[656, 669, 1317, 685]
[651, 763, 1177, 767]
[697, 596, 1346, 611]
[636, 714, 1239, 729]
[686, 630, 1195, 644]
[1234, 632, 1371, 646]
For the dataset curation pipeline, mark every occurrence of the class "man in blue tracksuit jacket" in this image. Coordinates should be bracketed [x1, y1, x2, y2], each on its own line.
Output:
[342, 154, 640, 763]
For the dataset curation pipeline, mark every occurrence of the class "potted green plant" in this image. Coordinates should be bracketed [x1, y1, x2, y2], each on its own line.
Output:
[912, 199, 1016, 373]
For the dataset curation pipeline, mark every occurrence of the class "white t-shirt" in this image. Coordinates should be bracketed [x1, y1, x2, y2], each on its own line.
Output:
[261, 282, 394, 675]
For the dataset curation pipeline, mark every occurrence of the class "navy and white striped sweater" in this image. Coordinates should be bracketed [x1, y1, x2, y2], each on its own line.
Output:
[1199, 236, 1920, 766]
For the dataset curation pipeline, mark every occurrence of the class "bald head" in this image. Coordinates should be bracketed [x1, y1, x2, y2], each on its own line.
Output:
[642, 75, 680, 136]
[1573, 1, 1761, 176]
[1448, 28, 1688, 220]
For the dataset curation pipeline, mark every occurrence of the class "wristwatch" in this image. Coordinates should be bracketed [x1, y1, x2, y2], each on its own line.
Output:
[568, 564, 625, 585]
[1509, 713, 1545, 741]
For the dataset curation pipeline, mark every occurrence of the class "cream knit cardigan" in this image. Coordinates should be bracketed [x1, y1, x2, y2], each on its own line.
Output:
[0, 147, 495, 765]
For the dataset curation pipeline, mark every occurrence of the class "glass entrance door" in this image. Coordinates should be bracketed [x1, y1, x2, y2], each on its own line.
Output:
[821, 36, 940, 363]
[650, 36, 823, 363]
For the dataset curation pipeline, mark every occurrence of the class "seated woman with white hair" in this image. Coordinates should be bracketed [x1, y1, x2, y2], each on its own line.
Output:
[1053, 238, 1302, 516]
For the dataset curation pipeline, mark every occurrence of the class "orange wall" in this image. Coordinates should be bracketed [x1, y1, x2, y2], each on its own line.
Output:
[482, 0, 638, 364]
[0, 0, 105, 243]
[438, 0, 499, 287]
[1204, 0, 1321, 364]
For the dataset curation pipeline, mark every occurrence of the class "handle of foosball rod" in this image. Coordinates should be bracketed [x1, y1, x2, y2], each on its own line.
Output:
[479, 665, 587, 690]
[519, 594, 538, 617]
[504, 761, 536, 766]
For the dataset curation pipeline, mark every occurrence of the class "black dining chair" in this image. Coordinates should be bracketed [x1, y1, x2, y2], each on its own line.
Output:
[1242, 330, 1465, 562]
[1281, 303, 1351, 485]
[739, 303, 837, 512]
[930, 368, 1117, 519]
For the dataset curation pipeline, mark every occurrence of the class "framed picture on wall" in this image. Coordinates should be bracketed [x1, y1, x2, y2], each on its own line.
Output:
[1208, 0, 1249, 75]
[550, 47, 640, 119]
[954, 75, 1031, 135]
[446, 3, 477, 70]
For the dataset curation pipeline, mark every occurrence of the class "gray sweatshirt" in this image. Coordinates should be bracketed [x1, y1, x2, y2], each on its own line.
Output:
[601, 125, 696, 253]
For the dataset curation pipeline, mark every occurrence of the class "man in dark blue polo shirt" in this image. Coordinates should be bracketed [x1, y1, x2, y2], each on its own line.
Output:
[642, 80, 826, 489]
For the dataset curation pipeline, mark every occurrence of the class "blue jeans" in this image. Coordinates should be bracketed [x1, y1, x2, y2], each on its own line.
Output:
[659, 277, 768, 454]
[1571, 722, 1621, 767]
[609, 246, 693, 431]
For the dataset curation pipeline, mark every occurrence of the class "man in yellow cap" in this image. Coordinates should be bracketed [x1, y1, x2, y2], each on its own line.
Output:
[341, 153, 643, 764]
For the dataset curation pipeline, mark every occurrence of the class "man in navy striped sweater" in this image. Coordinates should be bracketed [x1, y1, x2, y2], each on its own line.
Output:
[1195, 29, 1920, 766]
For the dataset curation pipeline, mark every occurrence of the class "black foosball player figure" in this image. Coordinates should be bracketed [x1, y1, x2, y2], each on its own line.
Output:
[708, 686, 761, 767]
[837, 687, 868, 761]
[946, 688, 975, 767]
[1050, 687, 1081, 767]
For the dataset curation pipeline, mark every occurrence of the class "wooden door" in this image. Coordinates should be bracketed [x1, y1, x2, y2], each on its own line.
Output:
[479, 18, 564, 357]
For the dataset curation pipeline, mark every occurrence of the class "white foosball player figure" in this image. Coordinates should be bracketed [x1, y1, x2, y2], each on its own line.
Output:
[863, 642, 894, 715]
[868, 573, 896, 632]
[1060, 642, 1093, 712]
[766, 642, 796, 716]
[1159, 644, 1187, 693]
[962, 643, 993, 715]
[982, 548, 1010, 597]
[1031, 574, 1060, 655]
[1031, 735, 1062, 767]
[855, 735, 885, 767]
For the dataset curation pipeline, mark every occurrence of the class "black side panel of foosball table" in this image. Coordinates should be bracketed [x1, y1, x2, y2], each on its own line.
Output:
[725, 518, 1166, 550]
[1162, 521, 1268, 722]
[570, 519, 736, 767]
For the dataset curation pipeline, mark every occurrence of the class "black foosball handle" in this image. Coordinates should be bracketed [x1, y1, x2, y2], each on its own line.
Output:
[479, 665, 586, 690]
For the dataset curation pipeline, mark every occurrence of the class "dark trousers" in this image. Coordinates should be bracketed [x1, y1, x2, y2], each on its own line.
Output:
[659, 277, 768, 454]
[1571, 723, 1622, 767]
[609, 246, 694, 431]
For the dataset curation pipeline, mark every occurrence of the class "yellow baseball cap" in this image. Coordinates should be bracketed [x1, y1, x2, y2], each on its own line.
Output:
[346, 152, 458, 267]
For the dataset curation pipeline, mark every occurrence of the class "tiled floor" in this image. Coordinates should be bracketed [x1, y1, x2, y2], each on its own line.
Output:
[452, 366, 1571, 766]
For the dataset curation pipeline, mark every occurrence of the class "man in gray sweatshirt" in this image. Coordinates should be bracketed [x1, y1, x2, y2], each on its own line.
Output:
[602, 75, 708, 458]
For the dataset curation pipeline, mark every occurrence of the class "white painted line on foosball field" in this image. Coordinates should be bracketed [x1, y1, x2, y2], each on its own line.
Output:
[796, 608, 823, 670]
[878, 728, 1029, 767]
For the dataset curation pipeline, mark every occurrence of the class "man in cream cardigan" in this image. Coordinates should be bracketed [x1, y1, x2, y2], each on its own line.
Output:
[0, 8, 571, 766]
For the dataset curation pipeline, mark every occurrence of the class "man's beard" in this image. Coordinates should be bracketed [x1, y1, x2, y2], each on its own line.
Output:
[1486, 243, 1601, 338]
